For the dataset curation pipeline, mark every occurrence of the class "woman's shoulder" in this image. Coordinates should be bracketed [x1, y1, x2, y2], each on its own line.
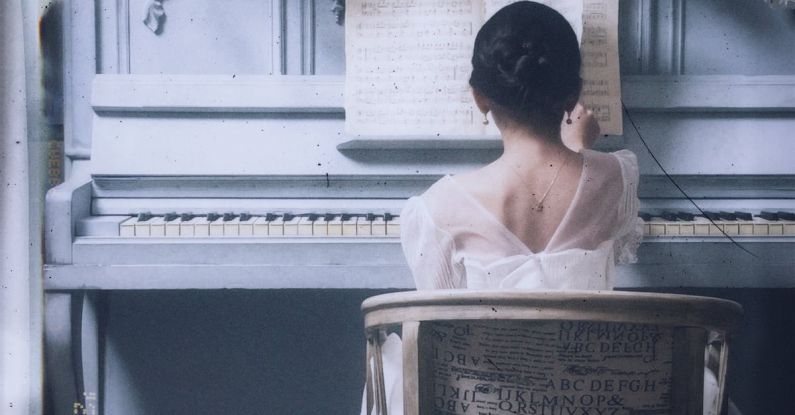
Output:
[581, 149, 638, 184]
[401, 175, 453, 222]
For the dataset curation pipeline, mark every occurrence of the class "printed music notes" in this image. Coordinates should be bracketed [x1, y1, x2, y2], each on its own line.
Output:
[580, 0, 622, 135]
[345, 0, 623, 136]
[346, 0, 481, 136]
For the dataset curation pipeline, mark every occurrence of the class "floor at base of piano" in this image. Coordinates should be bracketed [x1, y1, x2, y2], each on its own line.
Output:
[44, 288, 793, 415]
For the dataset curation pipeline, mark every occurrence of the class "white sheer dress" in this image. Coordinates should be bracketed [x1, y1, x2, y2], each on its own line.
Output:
[401, 149, 643, 292]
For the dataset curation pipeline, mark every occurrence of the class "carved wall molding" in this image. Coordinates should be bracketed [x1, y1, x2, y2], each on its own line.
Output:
[332, 0, 344, 25]
[301, 0, 317, 75]
[142, 0, 166, 34]
[117, 0, 131, 73]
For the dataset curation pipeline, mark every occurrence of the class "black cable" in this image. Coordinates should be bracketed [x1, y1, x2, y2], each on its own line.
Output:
[621, 102, 759, 258]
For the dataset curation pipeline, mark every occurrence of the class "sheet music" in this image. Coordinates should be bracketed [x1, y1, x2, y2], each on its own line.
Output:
[482, 0, 583, 42]
[580, 0, 623, 135]
[345, 0, 482, 136]
[429, 320, 673, 414]
[345, 0, 621, 136]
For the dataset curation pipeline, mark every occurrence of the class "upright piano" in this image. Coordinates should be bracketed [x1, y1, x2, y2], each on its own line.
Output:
[45, 0, 795, 414]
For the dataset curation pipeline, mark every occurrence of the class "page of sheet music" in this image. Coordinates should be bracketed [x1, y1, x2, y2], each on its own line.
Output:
[345, 0, 483, 136]
[345, 0, 621, 136]
[580, 0, 623, 135]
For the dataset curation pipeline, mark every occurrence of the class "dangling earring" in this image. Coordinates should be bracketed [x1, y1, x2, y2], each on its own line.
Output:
[482, 111, 490, 125]
[565, 112, 572, 125]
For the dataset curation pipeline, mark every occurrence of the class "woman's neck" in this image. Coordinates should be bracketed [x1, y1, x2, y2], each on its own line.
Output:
[497, 124, 573, 172]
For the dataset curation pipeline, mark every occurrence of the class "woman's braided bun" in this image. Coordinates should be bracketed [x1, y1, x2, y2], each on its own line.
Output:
[470, 1, 581, 127]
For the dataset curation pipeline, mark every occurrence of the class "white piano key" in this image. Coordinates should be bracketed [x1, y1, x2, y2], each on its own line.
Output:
[707, 220, 724, 236]
[341, 217, 357, 236]
[678, 221, 695, 236]
[722, 221, 739, 236]
[371, 216, 387, 236]
[253, 217, 270, 236]
[193, 217, 211, 237]
[663, 222, 680, 236]
[283, 216, 300, 236]
[298, 216, 314, 236]
[270, 216, 286, 236]
[752, 218, 771, 236]
[179, 217, 202, 237]
[356, 216, 372, 236]
[209, 217, 225, 236]
[386, 216, 401, 236]
[784, 222, 795, 236]
[134, 218, 152, 237]
[738, 221, 754, 236]
[148, 217, 166, 237]
[693, 217, 712, 236]
[327, 216, 343, 236]
[313, 216, 329, 236]
[768, 221, 784, 236]
[239, 216, 256, 236]
[223, 217, 241, 237]
[648, 218, 665, 236]
[165, 218, 181, 237]
[119, 217, 137, 237]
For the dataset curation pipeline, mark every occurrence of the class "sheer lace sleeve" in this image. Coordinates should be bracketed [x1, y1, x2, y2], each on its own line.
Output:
[400, 196, 464, 290]
[611, 150, 643, 264]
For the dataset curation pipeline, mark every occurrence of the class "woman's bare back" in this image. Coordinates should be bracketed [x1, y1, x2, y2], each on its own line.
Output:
[454, 149, 584, 253]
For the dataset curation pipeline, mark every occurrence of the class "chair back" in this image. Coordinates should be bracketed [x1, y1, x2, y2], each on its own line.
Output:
[362, 290, 742, 415]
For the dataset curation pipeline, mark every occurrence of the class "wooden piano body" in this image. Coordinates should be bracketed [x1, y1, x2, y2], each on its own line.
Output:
[45, 0, 795, 413]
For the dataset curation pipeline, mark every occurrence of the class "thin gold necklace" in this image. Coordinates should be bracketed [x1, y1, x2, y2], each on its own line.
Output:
[511, 153, 570, 212]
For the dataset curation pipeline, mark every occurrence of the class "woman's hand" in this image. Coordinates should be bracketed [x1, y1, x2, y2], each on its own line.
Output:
[561, 103, 600, 152]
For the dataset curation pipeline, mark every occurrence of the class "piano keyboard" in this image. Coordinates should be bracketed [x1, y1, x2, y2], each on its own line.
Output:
[82, 211, 795, 238]
[115, 212, 401, 238]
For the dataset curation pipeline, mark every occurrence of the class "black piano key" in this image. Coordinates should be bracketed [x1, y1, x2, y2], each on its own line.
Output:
[341, 214, 352, 221]
[757, 211, 779, 221]
[180, 213, 194, 221]
[324, 213, 335, 221]
[384, 212, 394, 221]
[163, 212, 178, 222]
[777, 211, 795, 221]
[366, 213, 376, 221]
[282, 213, 294, 221]
[222, 212, 236, 222]
[660, 211, 678, 221]
[307, 214, 318, 221]
[733, 211, 752, 221]
[718, 211, 736, 221]
[703, 211, 721, 221]
[638, 212, 652, 221]
[207, 213, 220, 221]
[676, 212, 695, 221]
[265, 213, 278, 221]
[239, 212, 251, 221]
[137, 212, 153, 221]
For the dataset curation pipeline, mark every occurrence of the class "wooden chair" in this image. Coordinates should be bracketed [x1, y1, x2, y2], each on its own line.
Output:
[362, 290, 742, 415]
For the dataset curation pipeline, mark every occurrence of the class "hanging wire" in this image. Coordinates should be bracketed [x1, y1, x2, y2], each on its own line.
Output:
[621, 102, 759, 258]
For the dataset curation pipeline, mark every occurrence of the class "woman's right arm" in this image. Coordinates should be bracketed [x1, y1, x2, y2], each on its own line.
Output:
[561, 102, 601, 152]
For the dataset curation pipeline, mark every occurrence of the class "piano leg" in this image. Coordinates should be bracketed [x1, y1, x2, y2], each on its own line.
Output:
[45, 292, 102, 415]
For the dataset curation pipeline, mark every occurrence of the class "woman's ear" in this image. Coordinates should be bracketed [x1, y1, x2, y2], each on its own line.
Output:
[472, 89, 490, 114]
